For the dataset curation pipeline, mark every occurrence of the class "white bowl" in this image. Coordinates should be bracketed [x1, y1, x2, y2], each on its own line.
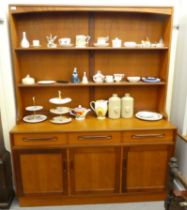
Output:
[127, 76, 141, 82]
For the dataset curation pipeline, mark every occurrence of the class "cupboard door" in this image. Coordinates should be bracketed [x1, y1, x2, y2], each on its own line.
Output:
[123, 145, 173, 192]
[13, 149, 67, 196]
[70, 147, 121, 195]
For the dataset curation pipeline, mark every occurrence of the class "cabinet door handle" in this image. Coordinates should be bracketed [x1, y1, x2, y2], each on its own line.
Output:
[78, 135, 112, 140]
[131, 133, 165, 139]
[22, 137, 57, 142]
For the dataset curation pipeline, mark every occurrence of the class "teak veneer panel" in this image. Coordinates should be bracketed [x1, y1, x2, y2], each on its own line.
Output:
[10, 118, 176, 134]
[9, 5, 173, 15]
[125, 144, 172, 191]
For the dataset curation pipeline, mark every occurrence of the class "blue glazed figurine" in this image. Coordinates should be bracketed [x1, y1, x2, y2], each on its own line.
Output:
[71, 67, 80, 83]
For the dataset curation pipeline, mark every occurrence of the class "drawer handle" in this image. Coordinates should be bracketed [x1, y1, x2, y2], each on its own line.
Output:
[78, 135, 112, 140]
[22, 137, 58, 142]
[132, 133, 165, 139]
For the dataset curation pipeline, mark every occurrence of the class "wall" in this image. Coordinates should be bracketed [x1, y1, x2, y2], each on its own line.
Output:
[0, 0, 179, 150]
[171, 0, 187, 176]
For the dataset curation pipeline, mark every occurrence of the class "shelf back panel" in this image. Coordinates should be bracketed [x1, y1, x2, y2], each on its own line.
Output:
[18, 51, 89, 82]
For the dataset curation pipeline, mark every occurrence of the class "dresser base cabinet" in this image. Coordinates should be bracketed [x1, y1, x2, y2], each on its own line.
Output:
[10, 122, 176, 206]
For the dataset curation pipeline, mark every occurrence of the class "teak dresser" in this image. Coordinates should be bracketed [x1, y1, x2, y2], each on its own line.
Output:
[9, 5, 176, 206]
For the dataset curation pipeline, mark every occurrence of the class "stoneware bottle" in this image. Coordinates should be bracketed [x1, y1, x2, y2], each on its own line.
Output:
[108, 93, 121, 119]
[121, 93, 134, 118]
[20, 32, 30, 48]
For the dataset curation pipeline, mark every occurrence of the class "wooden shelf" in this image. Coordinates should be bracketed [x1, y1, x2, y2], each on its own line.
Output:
[15, 47, 169, 51]
[18, 81, 166, 88]
[11, 117, 176, 133]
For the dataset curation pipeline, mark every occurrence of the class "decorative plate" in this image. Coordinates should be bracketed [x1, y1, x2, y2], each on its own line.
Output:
[23, 114, 47, 123]
[60, 43, 73, 47]
[50, 116, 72, 124]
[135, 111, 163, 121]
[25, 106, 43, 111]
[50, 107, 70, 115]
[142, 77, 161, 83]
[38, 80, 56, 84]
[49, 97, 72, 105]
[93, 43, 109, 47]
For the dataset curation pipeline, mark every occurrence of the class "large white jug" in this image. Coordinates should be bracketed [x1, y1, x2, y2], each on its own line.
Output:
[90, 100, 108, 120]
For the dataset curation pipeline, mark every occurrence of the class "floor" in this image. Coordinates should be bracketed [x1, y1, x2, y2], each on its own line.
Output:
[10, 199, 165, 210]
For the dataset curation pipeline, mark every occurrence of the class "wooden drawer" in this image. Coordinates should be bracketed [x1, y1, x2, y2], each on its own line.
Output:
[12, 133, 68, 147]
[68, 132, 121, 145]
[122, 130, 174, 143]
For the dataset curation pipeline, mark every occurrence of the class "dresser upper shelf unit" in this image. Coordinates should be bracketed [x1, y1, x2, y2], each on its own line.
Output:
[9, 5, 173, 121]
[14, 47, 169, 51]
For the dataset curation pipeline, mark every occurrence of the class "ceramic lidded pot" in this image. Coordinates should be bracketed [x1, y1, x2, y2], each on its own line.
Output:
[93, 70, 105, 83]
[22, 75, 35, 85]
[70, 105, 90, 120]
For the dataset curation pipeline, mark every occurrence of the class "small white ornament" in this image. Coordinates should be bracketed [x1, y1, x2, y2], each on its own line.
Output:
[46, 34, 57, 48]
[20, 32, 30, 48]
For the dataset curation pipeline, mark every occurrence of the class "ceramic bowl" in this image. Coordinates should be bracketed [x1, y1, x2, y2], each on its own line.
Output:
[113, 74, 125, 82]
[127, 76, 141, 83]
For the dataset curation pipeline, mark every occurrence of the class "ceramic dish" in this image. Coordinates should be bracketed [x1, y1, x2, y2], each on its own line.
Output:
[50, 107, 70, 115]
[124, 42, 137, 48]
[135, 111, 163, 121]
[49, 97, 72, 105]
[127, 76, 141, 82]
[60, 43, 73, 47]
[50, 116, 72, 124]
[23, 114, 47, 123]
[142, 77, 161, 83]
[25, 105, 43, 112]
[93, 43, 109, 47]
[38, 80, 56, 84]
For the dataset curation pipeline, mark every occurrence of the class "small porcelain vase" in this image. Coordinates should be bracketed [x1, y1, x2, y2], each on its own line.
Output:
[20, 32, 30, 48]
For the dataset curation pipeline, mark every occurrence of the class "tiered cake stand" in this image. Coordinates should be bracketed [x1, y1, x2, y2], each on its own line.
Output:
[49, 91, 72, 124]
[23, 97, 47, 123]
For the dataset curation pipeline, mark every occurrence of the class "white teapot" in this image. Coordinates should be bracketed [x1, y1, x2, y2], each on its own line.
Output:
[70, 105, 90, 121]
[90, 100, 108, 120]
[93, 71, 105, 83]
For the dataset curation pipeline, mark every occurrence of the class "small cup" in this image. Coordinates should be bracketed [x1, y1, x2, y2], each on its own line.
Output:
[59, 38, 71, 46]
[32, 40, 40, 47]
[105, 75, 114, 83]
[113, 73, 124, 82]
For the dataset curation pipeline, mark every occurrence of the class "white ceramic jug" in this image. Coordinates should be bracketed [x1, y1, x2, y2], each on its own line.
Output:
[90, 100, 108, 120]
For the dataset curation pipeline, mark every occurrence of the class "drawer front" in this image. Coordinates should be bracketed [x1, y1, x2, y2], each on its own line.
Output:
[122, 130, 174, 143]
[68, 132, 121, 145]
[13, 133, 68, 146]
